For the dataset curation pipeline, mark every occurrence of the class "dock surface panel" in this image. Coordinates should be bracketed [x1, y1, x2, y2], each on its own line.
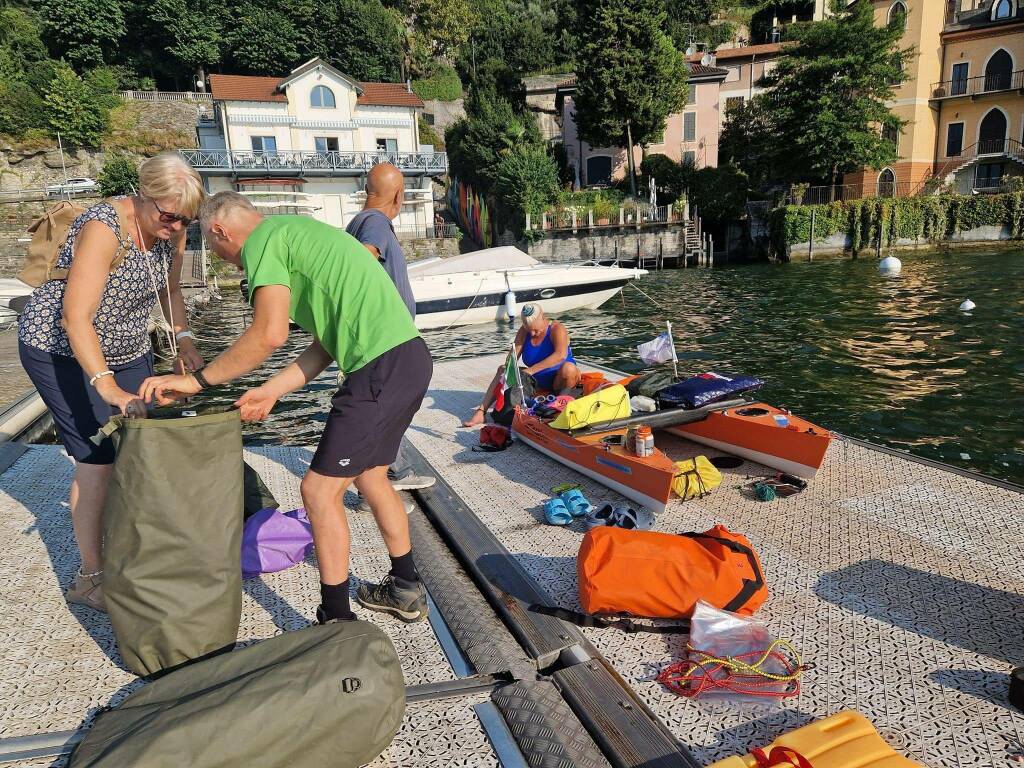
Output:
[406, 353, 1024, 767]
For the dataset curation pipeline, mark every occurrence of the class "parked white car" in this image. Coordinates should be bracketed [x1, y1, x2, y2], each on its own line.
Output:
[46, 177, 97, 196]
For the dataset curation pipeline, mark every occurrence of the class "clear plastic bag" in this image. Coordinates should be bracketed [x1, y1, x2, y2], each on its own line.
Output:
[657, 601, 805, 703]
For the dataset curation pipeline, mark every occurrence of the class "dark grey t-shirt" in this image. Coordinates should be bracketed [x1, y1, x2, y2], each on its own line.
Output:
[345, 209, 416, 319]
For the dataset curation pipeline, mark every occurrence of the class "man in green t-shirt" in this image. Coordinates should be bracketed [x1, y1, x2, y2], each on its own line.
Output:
[139, 192, 433, 625]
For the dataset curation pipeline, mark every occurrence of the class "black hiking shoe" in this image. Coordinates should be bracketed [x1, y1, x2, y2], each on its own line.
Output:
[315, 605, 356, 625]
[355, 575, 428, 623]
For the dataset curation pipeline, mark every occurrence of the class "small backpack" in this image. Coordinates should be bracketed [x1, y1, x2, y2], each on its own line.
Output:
[20, 199, 133, 287]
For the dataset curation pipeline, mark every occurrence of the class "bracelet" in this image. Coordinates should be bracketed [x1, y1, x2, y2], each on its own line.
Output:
[175, 330, 195, 342]
[192, 369, 212, 390]
[88, 370, 114, 387]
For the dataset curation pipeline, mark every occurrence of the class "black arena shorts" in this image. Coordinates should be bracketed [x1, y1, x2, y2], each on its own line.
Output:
[310, 337, 432, 478]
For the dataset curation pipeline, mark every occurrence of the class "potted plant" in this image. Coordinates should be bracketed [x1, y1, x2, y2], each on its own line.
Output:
[593, 195, 615, 226]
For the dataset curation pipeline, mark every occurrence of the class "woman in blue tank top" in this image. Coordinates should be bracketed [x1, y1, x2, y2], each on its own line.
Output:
[519, 304, 577, 391]
[462, 302, 581, 426]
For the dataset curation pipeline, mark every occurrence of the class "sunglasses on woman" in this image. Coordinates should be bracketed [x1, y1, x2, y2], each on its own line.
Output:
[150, 197, 193, 225]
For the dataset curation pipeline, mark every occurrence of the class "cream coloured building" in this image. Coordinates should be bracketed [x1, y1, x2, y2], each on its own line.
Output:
[185, 58, 447, 236]
[844, 0, 1023, 196]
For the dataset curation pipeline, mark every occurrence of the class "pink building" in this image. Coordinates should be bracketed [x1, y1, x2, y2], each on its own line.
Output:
[555, 43, 784, 187]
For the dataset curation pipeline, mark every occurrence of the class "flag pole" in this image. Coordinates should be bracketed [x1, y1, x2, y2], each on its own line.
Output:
[666, 320, 679, 379]
[511, 340, 524, 406]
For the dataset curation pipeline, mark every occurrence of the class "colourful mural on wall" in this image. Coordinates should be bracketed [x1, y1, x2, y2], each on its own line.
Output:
[446, 178, 493, 248]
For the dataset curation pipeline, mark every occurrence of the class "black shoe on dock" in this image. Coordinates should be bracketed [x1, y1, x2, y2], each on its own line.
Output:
[356, 575, 428, 623]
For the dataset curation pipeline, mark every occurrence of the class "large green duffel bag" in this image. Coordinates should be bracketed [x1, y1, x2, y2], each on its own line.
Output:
[100, 409, 244, 678]
[68, 621, 407, 768]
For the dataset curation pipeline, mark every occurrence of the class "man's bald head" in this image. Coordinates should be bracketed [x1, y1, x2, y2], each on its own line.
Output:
[364, 163, 405, 219]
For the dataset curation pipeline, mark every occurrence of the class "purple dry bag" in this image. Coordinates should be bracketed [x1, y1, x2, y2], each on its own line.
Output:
[241, 508, 314, 579]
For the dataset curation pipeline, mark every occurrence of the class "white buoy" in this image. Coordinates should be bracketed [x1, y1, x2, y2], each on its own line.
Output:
[958, 299, 976, 312]
[503, 290, 517, 321]
[878, 256, 902, 275]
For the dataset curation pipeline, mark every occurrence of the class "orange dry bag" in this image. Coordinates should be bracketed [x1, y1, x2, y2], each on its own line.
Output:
[576, 525, 767, 619]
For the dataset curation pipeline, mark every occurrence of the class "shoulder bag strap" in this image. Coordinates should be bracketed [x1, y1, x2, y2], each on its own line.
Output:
[529, 604, 690, 634]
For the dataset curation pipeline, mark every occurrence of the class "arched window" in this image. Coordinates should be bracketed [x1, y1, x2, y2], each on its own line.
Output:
[310, 85, 336, 109]
[877, 168, 896, 198]
[978, 109, 1008, 154]
[992, 0, 1013, 20]
[586, 156, 613, 186]
[888, 1, 908, 29]
[984, 49, 1013, 91]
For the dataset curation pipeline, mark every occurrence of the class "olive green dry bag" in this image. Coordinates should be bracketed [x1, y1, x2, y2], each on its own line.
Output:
[100, 409, 244, 678]
[67, 621, 406, 768]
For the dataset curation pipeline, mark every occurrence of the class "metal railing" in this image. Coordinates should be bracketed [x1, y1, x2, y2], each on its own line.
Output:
[531, 202, 682, 230]
[786, 182, 918, 206]
[120, 90, 213, 102]
[931, 69, 1024, 99]
[426, 222, 458, 239]
[925, 138, 1024, 192]
[179, 149, 448, 174]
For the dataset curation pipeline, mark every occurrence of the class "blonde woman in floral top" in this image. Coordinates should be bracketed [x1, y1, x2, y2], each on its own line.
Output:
[18, 151, 205, 613]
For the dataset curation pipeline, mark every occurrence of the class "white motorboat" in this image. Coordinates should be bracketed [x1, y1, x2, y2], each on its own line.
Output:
[408, 247, 646, 330]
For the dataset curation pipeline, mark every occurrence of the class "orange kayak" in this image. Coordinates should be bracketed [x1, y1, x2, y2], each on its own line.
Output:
[666, 402, 831, 479]
[512, 407, 679, 513]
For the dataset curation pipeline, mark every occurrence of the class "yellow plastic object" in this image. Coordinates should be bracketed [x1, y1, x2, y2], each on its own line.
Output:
[549, 385, 631, 430]
[671, 455, 723, 499]
[707, 710, 922, 768]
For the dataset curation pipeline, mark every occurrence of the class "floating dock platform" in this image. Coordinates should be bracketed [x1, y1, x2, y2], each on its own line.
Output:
[1, 353, 1022, 767]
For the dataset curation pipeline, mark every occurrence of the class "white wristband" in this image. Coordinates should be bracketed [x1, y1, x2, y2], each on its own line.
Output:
[89, 370, 114, 387]
[175, 330, 195, 342]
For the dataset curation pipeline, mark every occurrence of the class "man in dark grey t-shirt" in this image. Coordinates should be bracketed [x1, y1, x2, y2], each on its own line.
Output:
[347, 162, 435, 498]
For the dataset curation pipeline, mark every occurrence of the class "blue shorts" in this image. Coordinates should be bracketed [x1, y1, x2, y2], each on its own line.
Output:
[19, 341, 154, 464]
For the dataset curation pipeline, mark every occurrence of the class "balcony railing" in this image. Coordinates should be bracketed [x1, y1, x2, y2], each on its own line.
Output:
[120, 90, 212, 102]
[179, 149, 448, 175]
[931, 69, 1024, 99]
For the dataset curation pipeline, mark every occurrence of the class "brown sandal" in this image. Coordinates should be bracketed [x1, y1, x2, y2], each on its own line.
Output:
[66, 570, 106, 613]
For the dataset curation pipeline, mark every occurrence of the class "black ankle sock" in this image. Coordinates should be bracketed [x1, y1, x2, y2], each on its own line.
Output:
[320, 579, 355, 620]
[389, 551, 419, 583]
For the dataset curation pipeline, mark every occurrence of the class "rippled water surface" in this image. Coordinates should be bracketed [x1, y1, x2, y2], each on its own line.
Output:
[187, 248, 1023, 485]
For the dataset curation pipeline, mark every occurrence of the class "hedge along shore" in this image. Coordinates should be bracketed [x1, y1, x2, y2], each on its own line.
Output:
[769, 192, 1024, 260]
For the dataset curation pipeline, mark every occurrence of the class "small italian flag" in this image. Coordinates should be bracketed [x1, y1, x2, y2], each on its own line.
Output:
[493, 343, 521, 411]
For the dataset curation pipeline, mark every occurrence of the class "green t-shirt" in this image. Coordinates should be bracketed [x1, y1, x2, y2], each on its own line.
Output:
[241, 216, 419, 373]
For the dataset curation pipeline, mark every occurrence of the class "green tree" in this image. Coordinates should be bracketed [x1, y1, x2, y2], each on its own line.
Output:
[445, 93, 542, 195]
[46, 0, 125, 68]
[224, 3, 301, 74]
[493, 144, 560, 230]
[0, 81, 48, 135]
[410, 0, 478, 60]
[149, 0, 224, 87]
[752, 0, 910, 186]
[321, 0, 403, 81]
[97, 155, 139, 196]
[45, 64, 108, 147]
[718, 98, 780, 190]
[572, 0, 688, 196]
[0, 6, 50, 78]
[83, 66, 122, 110]
[690, 164, 748, 228]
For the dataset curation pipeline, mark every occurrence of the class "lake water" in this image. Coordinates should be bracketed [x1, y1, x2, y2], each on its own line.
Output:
[187, 247, 1023, 486]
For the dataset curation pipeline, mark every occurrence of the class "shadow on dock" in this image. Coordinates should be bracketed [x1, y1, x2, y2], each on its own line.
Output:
[814, 559, 1024, 665]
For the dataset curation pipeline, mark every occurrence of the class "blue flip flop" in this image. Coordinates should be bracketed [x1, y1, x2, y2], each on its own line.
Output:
[560, 488, 593, 518]
[609, 505, 655, 531]
[543, 498, 573, 526]
[584, 503, 616, 529]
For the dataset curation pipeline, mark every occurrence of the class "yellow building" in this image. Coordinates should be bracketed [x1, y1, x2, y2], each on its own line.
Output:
[845, 0, 1023, 196]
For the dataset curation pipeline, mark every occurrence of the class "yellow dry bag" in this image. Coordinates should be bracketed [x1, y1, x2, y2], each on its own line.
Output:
[549, 385, 631, 430]
[671, 455, 723, 500]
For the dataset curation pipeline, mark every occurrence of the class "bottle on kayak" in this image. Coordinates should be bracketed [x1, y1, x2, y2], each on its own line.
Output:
[634, 425, 655, 457]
